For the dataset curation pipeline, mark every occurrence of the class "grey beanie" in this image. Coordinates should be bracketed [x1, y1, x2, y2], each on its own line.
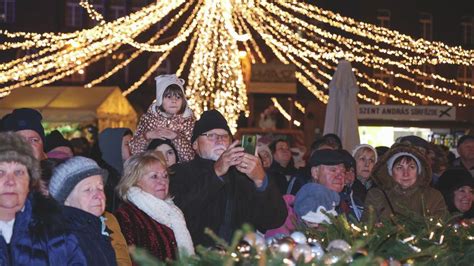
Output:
[49, 156, 108, 203]
[386, 152, 422, 176]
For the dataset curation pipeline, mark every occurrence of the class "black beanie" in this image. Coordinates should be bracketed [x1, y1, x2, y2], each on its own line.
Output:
[437, 168, 474, 194]
[45, 130, 72, 153]
[146, 138, 179, 163]
[1, 108, 45, 143]
[308, 149, 346, 167]
[437, 167, 474, 214]
[191, 109, 231, 143]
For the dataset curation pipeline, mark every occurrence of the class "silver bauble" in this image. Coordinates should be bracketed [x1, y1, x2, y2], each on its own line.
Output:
[274, 236, 296, 258]
[310, 243, 325, 260]
[290, 231, 307, 244]
[323, 248, 353, 264]
[327, 239, 351, 253]
[292, 243, 313, 263]
[243, 232, 266, 252]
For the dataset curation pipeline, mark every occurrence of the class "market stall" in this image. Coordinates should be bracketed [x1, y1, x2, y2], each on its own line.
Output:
[0, 86, 137, 132]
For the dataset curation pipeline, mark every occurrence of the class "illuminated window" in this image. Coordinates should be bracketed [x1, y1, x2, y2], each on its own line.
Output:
[109, 0, 125, 20]
[65, 0, 82, 27]
[130, 0, 146, 13]
[376, 9, 391, 28]
[457, 66, 473, 95]
[461, 16, 473, 46]
[0, 0, 15, 23]
[419, 12, 433, 40]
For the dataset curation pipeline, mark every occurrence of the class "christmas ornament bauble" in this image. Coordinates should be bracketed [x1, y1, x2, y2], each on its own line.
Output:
[266, 236, 277, 247]
[292, 243, 313, 263]
[273, 236, 296, 258]
[310, 243, 325, 260]
[387, 257, 402, 266]
[236, 240, 252, 257]
[327, 239, 351, 252]
[323, 248, 353, 264]
[243, 232, 266, 252]
[290, 231, 307, 244]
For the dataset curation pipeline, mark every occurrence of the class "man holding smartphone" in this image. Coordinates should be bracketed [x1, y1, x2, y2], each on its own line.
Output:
[169, 109, 287, 247]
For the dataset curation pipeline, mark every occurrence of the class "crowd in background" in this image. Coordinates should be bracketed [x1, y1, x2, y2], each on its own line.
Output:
[0, 74, 473, 265]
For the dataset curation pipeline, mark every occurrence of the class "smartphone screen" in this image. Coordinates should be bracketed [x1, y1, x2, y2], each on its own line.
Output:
[241, 134, 257, 155]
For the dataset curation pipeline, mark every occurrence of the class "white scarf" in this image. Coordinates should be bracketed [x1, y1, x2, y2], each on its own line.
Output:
[126, 187, 195, 256]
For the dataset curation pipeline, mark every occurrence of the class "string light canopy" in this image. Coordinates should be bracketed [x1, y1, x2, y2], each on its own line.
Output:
[1, 0, 473, 131]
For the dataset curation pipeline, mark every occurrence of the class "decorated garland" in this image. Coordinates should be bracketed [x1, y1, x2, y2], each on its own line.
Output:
[131, 210, 474, 265]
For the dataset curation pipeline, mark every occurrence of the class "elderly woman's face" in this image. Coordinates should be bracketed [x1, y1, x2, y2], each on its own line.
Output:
[0, 162, 29, 220]
[355, 150, 376, 179]
[65, 175, 105, 217]
[392, 158, 417, 189]
[454, 186, 473, 213]
[137, 161, 169, 200]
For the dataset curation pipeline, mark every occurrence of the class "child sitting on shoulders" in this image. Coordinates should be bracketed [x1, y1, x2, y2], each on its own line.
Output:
[130, 74, 195, 162]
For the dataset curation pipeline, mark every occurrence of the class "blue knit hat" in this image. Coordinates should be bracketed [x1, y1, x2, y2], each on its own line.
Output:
[49, 156, 108, 203]
[294, 183, 340, 219]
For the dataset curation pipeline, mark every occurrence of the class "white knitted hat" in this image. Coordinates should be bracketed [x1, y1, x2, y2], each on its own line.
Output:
[155, 74, 185, 107]
[49, 156, 108, 203]
[351, 144, 377, 162]
[386, 152, 422, 176]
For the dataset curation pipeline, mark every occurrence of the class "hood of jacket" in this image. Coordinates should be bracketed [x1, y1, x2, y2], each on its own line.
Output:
[98, 128, 131, 175]
[371, 145, 432, 191]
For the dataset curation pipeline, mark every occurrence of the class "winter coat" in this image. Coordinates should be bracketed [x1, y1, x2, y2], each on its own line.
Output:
[104, 212, 132, 266]
[63, 207, 117, 266]
[115, 202, 178, 262]
[169, 156, 288, 246]
[0, 193, 87, 265]
[264, 195, 297, 238]
[362, 146, 448, 222]
[339, 186, 364, 222]
[129, 104, 195, 162]
[267, 160, 297, 195]
[351, 178, 372, 204]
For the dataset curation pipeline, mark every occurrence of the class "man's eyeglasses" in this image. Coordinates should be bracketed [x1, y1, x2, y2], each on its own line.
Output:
[201, 133, 231, 142]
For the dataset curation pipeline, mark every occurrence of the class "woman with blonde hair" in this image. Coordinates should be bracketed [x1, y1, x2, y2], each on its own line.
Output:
[351, 144, 377, 203]
[115, 151, 194, 261]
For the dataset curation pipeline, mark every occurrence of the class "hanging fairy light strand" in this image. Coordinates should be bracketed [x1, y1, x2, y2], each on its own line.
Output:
[247, 1, 469, 106]
[0, 0, 473, 130]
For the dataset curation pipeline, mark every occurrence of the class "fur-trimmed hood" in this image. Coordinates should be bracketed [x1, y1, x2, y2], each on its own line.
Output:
[371, 145, 432, 191]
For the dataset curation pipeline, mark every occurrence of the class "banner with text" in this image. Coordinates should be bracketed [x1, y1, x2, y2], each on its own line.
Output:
[248, 63, 296, 94]
[358, 104, 456, 121]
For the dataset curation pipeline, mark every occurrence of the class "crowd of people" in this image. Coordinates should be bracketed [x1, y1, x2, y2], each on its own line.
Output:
[0, 73, 473, 265]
